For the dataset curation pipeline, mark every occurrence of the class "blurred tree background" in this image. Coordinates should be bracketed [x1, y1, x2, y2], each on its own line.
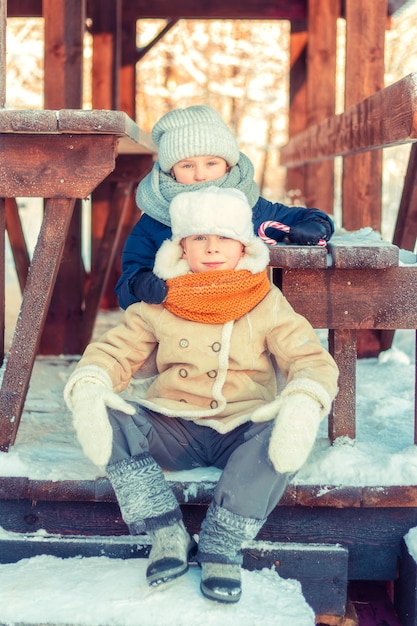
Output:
[5, 1, 417, 238]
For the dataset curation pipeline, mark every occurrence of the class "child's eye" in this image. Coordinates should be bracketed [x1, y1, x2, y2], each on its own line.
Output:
[208, 161, 219, 167]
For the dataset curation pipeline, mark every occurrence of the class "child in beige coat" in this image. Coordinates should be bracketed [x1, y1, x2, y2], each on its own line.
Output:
[65, 187, 338, 604]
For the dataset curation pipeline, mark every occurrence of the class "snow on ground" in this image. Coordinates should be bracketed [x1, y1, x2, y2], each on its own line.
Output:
[0, 549, 316, 626]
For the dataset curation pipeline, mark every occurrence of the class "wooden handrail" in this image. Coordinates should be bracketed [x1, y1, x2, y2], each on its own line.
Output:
[280, 72, 417, 167]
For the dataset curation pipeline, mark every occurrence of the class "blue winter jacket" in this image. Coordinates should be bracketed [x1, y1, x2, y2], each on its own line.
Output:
[115, 196, 334, 309]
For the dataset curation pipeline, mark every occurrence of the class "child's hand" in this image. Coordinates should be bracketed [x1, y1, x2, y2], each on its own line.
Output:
[130, 269, 168, 304]
[64, 367, 135, 467]
[268, 393, 322, 473]
[287, 217, 332, 245]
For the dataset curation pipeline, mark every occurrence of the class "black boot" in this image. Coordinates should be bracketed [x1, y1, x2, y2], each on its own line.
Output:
[200, 562, 242, 603]
[197, 502, 265, 604]
[146, 520, 197, 586]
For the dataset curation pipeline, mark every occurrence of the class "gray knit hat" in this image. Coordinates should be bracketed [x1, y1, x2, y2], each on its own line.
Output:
[152, 105, 240, 173]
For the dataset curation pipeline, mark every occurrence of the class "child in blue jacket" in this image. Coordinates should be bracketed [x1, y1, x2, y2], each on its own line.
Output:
[115, 105, 334, 309]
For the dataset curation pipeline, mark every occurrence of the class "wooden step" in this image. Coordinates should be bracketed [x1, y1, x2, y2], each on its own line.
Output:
[0, 530, 348, 618]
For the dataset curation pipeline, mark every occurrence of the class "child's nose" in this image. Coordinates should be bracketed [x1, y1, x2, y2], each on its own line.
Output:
[194, 166, 206, 181]
[206, 237, 219, 253]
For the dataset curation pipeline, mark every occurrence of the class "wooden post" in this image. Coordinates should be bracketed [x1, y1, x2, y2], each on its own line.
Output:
[287, 23, 308, 196]
[0, 198, 5, 365]
[0, 0, 5, 108]
[305, 0, 340, 214]
[89, 0, 122, 309]
[90, 0, 121, 112]
[40, 0, 86, 354]
[0, 1, 5, 363]
[343, 0, 387, 357]
[342, 0, 386, 231]
[392, 143, 417, 252]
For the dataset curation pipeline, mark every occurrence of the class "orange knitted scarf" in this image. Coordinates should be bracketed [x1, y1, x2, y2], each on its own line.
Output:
[165, 269, 271, 324]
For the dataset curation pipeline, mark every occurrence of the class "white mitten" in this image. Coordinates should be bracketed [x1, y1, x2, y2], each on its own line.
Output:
[268, 388, 329, 474]
[64, 366, 135, 467]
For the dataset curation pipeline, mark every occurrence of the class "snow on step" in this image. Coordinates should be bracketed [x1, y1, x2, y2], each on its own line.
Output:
[0, 554, 315, 626]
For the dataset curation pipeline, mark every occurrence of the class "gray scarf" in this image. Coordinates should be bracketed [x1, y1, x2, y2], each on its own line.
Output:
[136, 152, 260, 227]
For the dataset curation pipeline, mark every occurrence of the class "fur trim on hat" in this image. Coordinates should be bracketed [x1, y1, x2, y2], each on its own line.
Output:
[153, 187, 270, 279]
[152, 105, 240, 173]
[154, 236, 269, 280]
[154, 239, 191, 280]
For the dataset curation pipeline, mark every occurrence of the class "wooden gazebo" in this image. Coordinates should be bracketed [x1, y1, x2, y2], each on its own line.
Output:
[1, 1, 417, 623]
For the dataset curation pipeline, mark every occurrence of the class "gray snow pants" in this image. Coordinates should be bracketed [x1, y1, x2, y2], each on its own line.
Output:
[107, 404, 289, 520]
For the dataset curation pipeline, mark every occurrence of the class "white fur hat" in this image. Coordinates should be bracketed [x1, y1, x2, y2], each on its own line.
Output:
[152, 105, 240, 173]
[154, 187, 270, 280]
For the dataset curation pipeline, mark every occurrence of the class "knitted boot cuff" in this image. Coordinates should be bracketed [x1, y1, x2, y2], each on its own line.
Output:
[197, 501, 265, 565]
[107, 452, 181, 535]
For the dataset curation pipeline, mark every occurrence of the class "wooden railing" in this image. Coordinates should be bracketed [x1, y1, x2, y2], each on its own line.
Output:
[278, 71, 417, 443]
[280, 72, 417, 167]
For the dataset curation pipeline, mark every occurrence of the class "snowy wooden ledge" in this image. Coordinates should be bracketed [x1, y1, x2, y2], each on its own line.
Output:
[269, 227, 417, 442]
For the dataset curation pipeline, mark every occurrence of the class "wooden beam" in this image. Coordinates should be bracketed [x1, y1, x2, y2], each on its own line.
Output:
[8, 0, 410, 19]
[118, 0, 308, 21]
[392, 142, 417, 252]
[6, 0, 42, 16]
[0, 134, 118, 197]
[120, 14, 137, 118]
[5, 198, 30, 293]
[43, 0, 86, 109]
[90, 0, 121, 111]
[328, 328, 357, 441]
[304, 0, 339, 213]
[342, 0, 385, 232]
[0, 198, 4, 365]
[0, 0, 6, 107]
[281, 267, 417, 330]
[287, 25, 308, 195]
[41, 0, 86, 356]
[280, 73, 417, 166]
[0, 198, 76, 450]
[136, 20, 178, 61]
[81, 179, 135, 347]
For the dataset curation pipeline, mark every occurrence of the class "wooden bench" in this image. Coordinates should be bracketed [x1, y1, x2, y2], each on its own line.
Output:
[0, 109, 155, 452]
[268, 233, 417, 442]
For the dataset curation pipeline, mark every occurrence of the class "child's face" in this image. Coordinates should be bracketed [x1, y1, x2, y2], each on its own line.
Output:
[171, 156, 229, 184]
[181, 235, 244, 273]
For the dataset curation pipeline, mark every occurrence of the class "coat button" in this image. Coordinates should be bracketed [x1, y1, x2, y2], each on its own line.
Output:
[207, 370, 217, 378]
[210, 400, 218, 409]
[179, 368, 188, 378]
[211, 342, 221, 352]
[179, 338, 189, 348]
